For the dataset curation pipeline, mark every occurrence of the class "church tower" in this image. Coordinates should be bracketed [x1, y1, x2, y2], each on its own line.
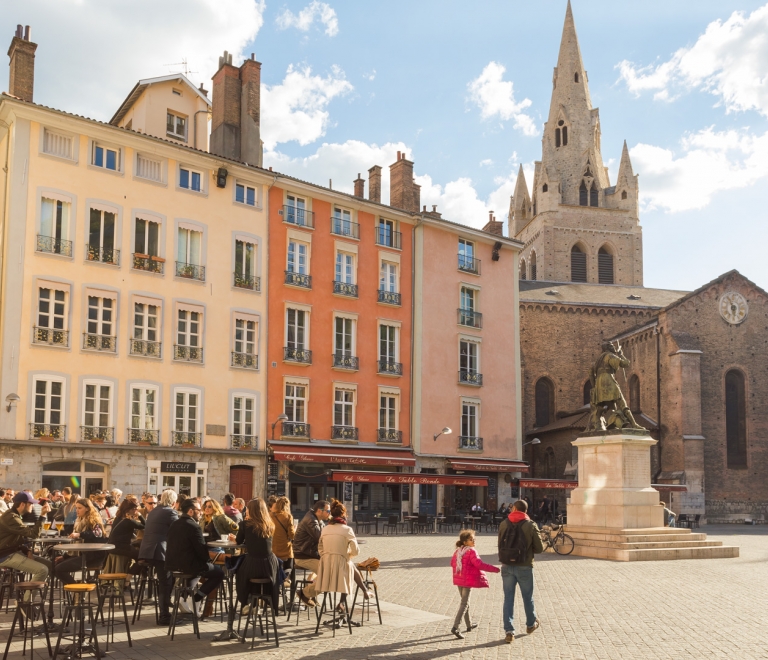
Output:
[510, 1, 642, 286]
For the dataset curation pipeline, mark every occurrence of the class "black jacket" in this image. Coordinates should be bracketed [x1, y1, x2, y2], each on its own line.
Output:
[293, 511, 323, 560]
[165, 515, 211, 576]
[109, 516, 145, 555]
[138, 505, 178, 562]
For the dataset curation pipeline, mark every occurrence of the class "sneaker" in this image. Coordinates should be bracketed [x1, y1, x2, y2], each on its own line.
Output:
[526, 619, 540, 634]
[451, 627, 465, 639]
[193, 598, 205, 618]
[505, 632, 515, 643]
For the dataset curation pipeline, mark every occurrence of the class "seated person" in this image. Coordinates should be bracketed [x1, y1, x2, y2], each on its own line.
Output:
[55, 498, 107, 584]
[200, 498, 238, 542]
[234, 498, 280, 613]
[109, 499, 145, 561]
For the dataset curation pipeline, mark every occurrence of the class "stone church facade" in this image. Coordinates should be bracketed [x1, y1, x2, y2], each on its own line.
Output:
[514, 3, 768, 523]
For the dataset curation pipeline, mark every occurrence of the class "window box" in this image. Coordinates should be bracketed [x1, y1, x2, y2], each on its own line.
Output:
[130, 339, 162, 358]
[29, 424, 66, 441]
[82, 333, 117, 353]
[284, 347, 312, 364]
[230, 435, 259, 451]
[172, 431, 202, 448]
[174, 345, 203, 363]
[232, 352, 258, 370]
[377, 429, 402, 444]
[459, 436, 483, 451]
[86, 245, 120, 266]
[281, 422, 310, 438]
[80, 426, 114, 443]
[33, 327, 69, 348]
[128, 429, 159, 446]
[233, 272, 260, 291]
[133, 254, 164, 274]
[377, 360, 402, 377]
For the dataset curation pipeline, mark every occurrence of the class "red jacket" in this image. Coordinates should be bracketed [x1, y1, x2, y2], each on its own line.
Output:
[451, 546, 500, 588]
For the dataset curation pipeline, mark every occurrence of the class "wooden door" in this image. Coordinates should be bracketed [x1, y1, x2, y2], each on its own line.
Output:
[229, 466, 253, 501]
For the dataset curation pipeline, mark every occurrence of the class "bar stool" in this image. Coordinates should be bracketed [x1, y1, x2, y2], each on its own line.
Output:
[314, 590, 353, 637]
[0, 568, 18, 613]
[286, 567, 312, 624]
[52, 583, 101, 660]
[2, 581, 50, 660]
[350, 567, 383, 625]
[96, 573, 132, 651]
[131, 562, 159, 624]
[168, 573, 200, 641]
[238, 578, 278, 649]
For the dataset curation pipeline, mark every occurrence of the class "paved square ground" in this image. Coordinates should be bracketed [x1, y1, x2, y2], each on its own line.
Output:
[1, 525, 765, 659]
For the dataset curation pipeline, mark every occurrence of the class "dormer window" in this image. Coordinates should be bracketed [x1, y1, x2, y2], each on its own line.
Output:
[555, 120, 568, 148]
[166, 111, 187, 141]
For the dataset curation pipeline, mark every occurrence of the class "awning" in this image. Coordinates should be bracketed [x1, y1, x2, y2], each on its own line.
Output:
[329, 470, 488, 487]
[449, 459, 529, 473]
[270, 443, 415, 467]
[519, 479, 578, 489]
[652, 484, 688, 492]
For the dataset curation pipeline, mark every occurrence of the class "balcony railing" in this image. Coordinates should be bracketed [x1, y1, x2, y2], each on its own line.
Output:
[377, 359, 403, 376]
[284, 347, 312, 364]
[233, 271, 261, 291]
[36, 235, 73, 257]
[284, 271, 312, 289]
[281, 421, 310, 438]
[230, 434, 259, 450]
[459, 370, 483, 387]
[332, 353, 359, 370]
[377, 428, 403, 444]
[458, 253, 481, 275]
[375, 227, 402, 249]
[378, 289, 401, 306]
[80, 426, 114, 443]
[176, 261, 205, 281]
[128, 429, 159, 445]
[174, 344, 203, 363]
[282, 205, 315, 228]
[459, 436, 483, 451]
[457, 308, 483, 329]
[29, 423, 66, 441]
[172, 431, 202, 447]
[333, 281, 358, 298]
[82, 333, 117, 352]
[232, 351, 258, 369]
[332, 425, 359, 441]
[33, 327, 69, 347]
[132, 254, 164, 274]
[86, 244, 120, 266]
[331, 218, 360, 239]
[130, 339, 162, 358]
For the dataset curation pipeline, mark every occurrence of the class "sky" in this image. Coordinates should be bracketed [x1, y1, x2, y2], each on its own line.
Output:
[3, 0, 768, 291]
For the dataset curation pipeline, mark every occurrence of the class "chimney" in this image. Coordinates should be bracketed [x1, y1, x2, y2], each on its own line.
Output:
[8, 24, 37, 103]
[390, 151, 417, 211]
[368, 165, 382, 203]
[482, 211, 504, 236]
[353, 173, 365, 198]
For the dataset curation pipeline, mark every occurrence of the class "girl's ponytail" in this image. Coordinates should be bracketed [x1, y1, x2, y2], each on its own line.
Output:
[455, 530, 475, 548]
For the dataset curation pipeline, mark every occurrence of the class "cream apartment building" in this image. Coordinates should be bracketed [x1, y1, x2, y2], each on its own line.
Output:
[0, 29, 270, 497]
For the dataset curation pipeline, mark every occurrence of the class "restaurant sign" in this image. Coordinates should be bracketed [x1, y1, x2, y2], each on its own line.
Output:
[330, 471, 487, 487]
[518, 479, 578, 489]
[161, 461, 196, 474]
[273, 451, 414, 467]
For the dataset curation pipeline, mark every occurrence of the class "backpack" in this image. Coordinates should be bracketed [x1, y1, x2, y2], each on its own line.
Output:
[498, 521, 530, 565]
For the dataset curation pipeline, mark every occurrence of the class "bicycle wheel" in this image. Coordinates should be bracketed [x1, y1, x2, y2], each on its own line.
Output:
[553, 533, 574, 555]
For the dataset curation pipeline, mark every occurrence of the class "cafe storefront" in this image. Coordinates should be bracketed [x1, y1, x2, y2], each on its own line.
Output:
[445, 459, 529, 515]
[147, 460, 208, 498]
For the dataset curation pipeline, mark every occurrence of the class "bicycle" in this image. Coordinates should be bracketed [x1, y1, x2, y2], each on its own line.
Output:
[539, 515, 574, 555]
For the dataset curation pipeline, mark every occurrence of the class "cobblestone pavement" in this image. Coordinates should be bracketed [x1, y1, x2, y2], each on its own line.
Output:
[1, 525, 766, 660]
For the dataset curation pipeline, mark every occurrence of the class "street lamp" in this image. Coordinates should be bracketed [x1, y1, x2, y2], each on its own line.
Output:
[5, 394, 19, 413]
[265, 414, 289, 497]
[433, 427, 452, 441]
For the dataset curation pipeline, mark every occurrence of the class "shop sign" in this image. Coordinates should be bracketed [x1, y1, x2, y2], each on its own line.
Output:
[161, 461, 196, 473]
[330, 471, 487, 487]
[0, 458, 12, 465]
[274, 450, 414, 467]
[518, 479, 578, 489]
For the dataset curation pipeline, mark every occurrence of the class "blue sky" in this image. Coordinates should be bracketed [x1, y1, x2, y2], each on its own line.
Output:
[4, 0, 768, 291]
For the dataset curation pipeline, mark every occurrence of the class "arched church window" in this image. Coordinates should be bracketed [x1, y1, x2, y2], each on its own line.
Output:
[629, 374, 640, 413]
[579, 181, 588, 206]
[574, 72, 579, 83]
[725, 369, 747, 468]
[583, 379, 593, 405]
[598, 246, 614, 284]
[530, 251, 537, 281]
[571, 245, 587, 282]
[542, 184, 548, 193]
[621, 190, 627, 200]
[555, 128, 561, 148]
[519, 258, 527, 280]
[590, 182, 599, 207]
[562, 126, 568, 145]
[535, 377, 555, 428]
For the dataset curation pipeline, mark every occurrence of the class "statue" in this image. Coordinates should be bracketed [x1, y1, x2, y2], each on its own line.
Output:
[587, 341, 645, 431]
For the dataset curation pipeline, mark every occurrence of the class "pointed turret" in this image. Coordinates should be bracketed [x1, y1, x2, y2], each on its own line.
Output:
[551, 0, 591, 114]
[611, 140, 639, 212]
[509, 165, 532, 237]
[616, 140, 634, 180]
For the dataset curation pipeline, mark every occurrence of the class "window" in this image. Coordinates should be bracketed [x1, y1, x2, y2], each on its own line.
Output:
[376, 218, 400, 248]
[335, 252, 354, 284]
[598, 247, 614, 284]
[166, 111, 187, 141]
[461, 401, 479, 438]
[584, 380, 593, 406]
[135, 217, 160, 257]
[334, 317, 353, 356]
[725, 370, 747, 468]
[35, 287, 68, 346]
[84, 295, 116, 351]
[130, 386, 158, 445]
[555, 119, 568, 148]
[284, 383, 307, 423]
[179, 167, 202, 192]
[460, 340, 478, 374]
[579, 181, 588, 206]
[82, 382, 112, 441]
[174, 390, 200, 445]
[234, 239, 257, 289]
[380, 261, 397, 292]
[542, 184, 548, 193]
[175, 308, 203, 362]
[571, 245, 587, 282]
[590, 183, 599, 207]
[621, 190, 628, 200]
[519, 258, 527, 280]
[236, 183, 257, 207]
[177, 227, 204, 280]
[378, 394, 400, 442]
[377, 324, 401, 375]
[332, 207, 358, 239]
[334, 388, 354, 427]
[458, 286, 481, 327]
[530, 251, 537, 281]
[287, 240, 308, 274]
[132, 302, 160, 357]
[39, 197, 71, 256]
[31, 377, 65, 439]
[535, 377, 555, 427]
[92, 142, 120, 171]
[136, 153, 162, 182]
[87, 207, 118, 264]
[232, 395, 257, 449]
[458, 239, 477, 272]
[232, 317, 258, 369]
[286, 309, 306, 349]
[43, 129, 73, 160]
[285, 194, 312, 227]
[629, 375, 640, 413]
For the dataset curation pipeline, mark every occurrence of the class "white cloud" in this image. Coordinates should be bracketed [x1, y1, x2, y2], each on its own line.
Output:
[261, 65, 353, 149]
[276, 1, 339, 37]
[1, 0, 265, 121]
[479, 159, 493, 167]
[364, 70, 376, 82]
[467, 62, 538, 136]
[617, 4, 768, 115]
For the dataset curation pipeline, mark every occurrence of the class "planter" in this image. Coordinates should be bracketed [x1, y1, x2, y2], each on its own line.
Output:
[90, 439, 105, 444]
[136, 441, 153, 447]
[39, 436, 56, 442]
[134, 253, 149, 259]
[151, 256, 166, 263]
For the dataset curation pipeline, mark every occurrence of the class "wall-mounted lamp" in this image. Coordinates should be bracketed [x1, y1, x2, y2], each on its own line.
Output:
[5, 394, 19, 413]
[433, 427, 452, 441]
[523, 437, 541, 447]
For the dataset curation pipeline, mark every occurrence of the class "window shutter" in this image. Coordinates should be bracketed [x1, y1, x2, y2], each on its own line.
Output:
[43, 130, 73, 159]
[571, 250, 587, 282]
[598, 251, 614, 284]
[137, 154, 162, 182]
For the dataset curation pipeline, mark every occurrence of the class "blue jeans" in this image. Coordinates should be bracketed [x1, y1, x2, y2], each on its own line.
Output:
[501, 565, 536, 634]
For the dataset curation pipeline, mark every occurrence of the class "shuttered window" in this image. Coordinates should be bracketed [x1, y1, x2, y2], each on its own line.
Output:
[43, 129, 73, 160]
[137, 154, 162, 182]
[571, 247, 587, 282]
[598, 248, 614, 284]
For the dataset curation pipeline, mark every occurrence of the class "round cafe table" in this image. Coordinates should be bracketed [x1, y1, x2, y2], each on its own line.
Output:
[51, 543, 115, 583]
[207, 540, 245, 642]
[35, 537, 73, 623]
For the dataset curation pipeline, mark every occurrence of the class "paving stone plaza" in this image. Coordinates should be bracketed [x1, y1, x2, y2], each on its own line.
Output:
[1, 525, 764, 660]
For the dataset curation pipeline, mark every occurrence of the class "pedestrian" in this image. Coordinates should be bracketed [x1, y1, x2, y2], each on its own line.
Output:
[660, 502, 676, 527]
[450, 529, 499, 639]
[498, 500, 542, 643]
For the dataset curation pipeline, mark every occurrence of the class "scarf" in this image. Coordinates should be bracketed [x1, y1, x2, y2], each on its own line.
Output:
[508, 510, 530, 524]
[454, 545, 471, 573]
[330, 516, 347, 526]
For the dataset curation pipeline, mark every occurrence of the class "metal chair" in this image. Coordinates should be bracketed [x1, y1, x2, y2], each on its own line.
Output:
[691, 514, 701, 529]
[168, 573, 200, 641]
[2, 581, 50, 660]
[415, 514, 431, 534]
[238, 578, 279, 648]
[354, 514, 371, 535]
[677, 514, 690, 528]
[349, 566, 382, 626]
[314, 590, 353, 637]
[286, 567, 312, 624]
[96, 573, 132, 651]
[132, 561, 159, 624]
[53, 583, 102, 660]
[383, 515, 402, 535]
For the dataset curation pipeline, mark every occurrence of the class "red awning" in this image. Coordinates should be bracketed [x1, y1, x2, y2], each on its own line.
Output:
[519, 479, 578, 489]
[449, 459, 529, 473]
[271, 443, 416, 467]
[330, 471, 488, 487]
[652, 484, 688, 492]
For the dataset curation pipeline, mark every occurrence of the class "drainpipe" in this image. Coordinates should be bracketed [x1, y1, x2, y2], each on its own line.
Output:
[193, 109, 210, 150]
[262, 174, 278, 489]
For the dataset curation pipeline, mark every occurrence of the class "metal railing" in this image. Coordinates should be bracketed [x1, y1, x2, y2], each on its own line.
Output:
[174, 344, 203, 362]
[82, 333, 117, 352]
[80, 426, 114, 443]
[377, 359, 403, 376]
[458, 254, 481, 274]
[377, 428, 402, 444]
[232, 352, 258, 369]
[332, 425, 359, 441]
[132, 254, 164, 274]
[333, 281, 358, 298]
[86, 244, 120, 266]
[29, 423, 66, 441]
[233, 272, 261, 291]
[331, 218, 360, 239]
[457, 308, 483, 329]
[128, 429, 159, 445]
[172, 431, 202, 447]
[33, 327, 69, 347]
[375, 227, 402, 249]
[176, 261, 205, 281]
[378, 289, 401, 306]
[459, 436, 483, 451]
[283, 205, 315, 228]
[284, 347, 312, 364]
[230, 434, 259, 450]
[130, 339, 162, 358]
[332, 353, 359, 370]
[284, 271, 312, 288]
[36, 235, 73, 257]
[459, 370, 483, 386]
[281, 421, 310, 438]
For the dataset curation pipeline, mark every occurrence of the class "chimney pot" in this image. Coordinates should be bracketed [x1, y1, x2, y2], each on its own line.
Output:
[24, 26, 30, 41]
[8, 25, 38, 102]
[368, 165, 382, 203]
[353, 174, 365, 198]
[432, 205, 437, 213]
[251, 53, 255, 60]
[423, 205, 426, 212]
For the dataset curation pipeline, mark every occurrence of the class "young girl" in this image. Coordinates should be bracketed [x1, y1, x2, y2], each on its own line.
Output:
[450, 529, 500, 639]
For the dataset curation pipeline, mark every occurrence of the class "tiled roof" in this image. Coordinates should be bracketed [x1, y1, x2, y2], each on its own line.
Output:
[519, 280, 688, 308]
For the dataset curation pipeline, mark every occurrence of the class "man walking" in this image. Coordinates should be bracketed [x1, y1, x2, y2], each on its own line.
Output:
[498, 500, 543, 643]
[139, 489, 178, 625]
[293, 500, 330, 606]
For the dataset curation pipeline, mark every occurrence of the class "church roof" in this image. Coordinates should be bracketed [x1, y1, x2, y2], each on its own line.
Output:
[519, 280, 688, 309]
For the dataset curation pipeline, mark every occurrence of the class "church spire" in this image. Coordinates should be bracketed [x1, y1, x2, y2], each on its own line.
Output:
[617, 140, 634, 179]
[508, 165, 532, 236]
[550, 0, 591, 123]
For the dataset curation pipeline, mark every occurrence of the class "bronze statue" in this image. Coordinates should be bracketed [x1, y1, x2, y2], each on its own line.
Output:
[587, 341, 645, 431]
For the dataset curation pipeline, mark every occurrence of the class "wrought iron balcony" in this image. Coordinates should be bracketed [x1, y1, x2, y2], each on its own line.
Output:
[128, 429, 159, 445]
[284, 347, 312, 364]
[282, 205, 315, 228]
[281, 421, 310, 438]
[375, 227, 402, 249]
[232, 351, 259, 369]
[230, 435, 259, 450]
[130, 339, 162, 358]
[36, 235, 72, 257]
[132, 254, 164, 274]
[458, 370, 483, 387]
[33, 327, 69, 347]
[457, 308, 483, 329]
[459, 436, 483, 451]
[377, 289, 401, 306]
[80, 426, 114, 443]
[458, 254, 481, 275]
[174, 344, 203, 362]
[333, 281, 358, 298]
[172, 431, 202, 447]
[377, 359, 403, 376]
[332, 425, 359, 441]
[377, 428, 402, 444]
[284, 271, 312, 288]
[82, 333, 117, 352]
[176, 261, 205, 281]
[86, 244, 120, 266]
[331, 218, 359, 239]
[233, 271, 261, 291]
[29, 423, 66, 441]
[332, 353, 359, 370]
